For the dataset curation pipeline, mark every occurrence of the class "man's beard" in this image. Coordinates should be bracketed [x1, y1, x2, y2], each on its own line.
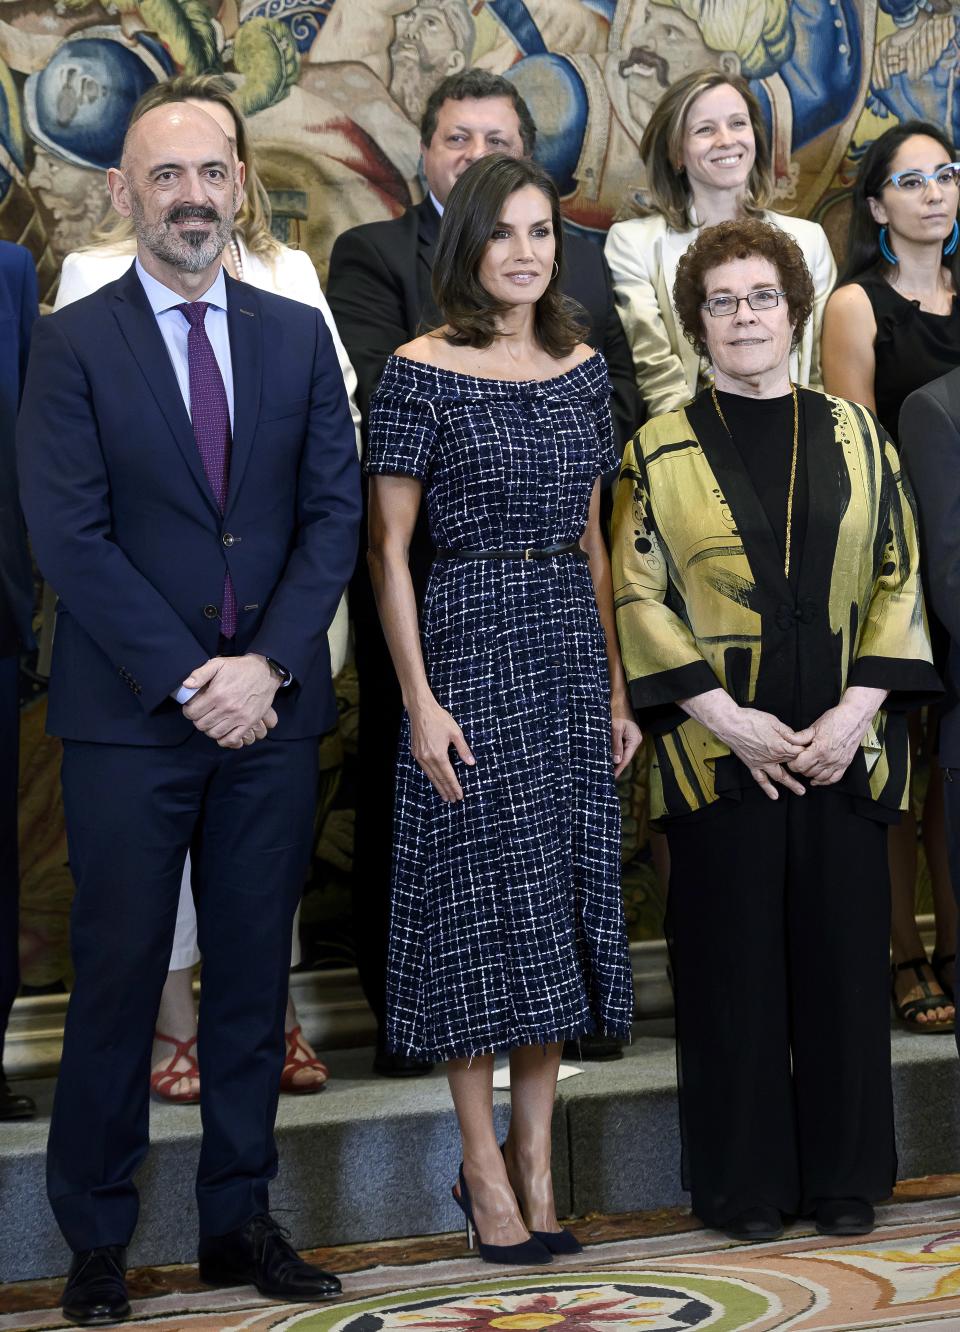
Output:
[131, 194, 234, 273]
[389, 47, 437, 122]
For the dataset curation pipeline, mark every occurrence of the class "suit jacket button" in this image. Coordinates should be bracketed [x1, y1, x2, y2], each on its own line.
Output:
[203, 604, 219, 619]
[222, 532, 235, 546]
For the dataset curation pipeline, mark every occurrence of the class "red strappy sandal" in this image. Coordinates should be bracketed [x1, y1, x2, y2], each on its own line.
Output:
[150, 1032, 200, 1103]
[280, 1024, 329, 1094]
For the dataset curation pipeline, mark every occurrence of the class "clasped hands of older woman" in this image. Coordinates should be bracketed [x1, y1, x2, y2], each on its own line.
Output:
[681, 684, 888, 800]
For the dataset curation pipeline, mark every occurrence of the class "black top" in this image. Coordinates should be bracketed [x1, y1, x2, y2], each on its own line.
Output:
[856, 271, 960, 444]
[714, 389, 808, 592]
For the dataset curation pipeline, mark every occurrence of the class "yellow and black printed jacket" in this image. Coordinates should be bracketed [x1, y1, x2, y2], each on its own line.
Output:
[612, 387, 941, 823]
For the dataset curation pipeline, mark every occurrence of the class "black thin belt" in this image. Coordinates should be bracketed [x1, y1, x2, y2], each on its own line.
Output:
[435, 541, 587, 562]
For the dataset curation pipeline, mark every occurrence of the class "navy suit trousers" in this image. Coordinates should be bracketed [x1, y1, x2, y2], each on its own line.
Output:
[0, 655, 19, 1066]
[940, 768, 960, 1062]
[47, 730, 318, 1250]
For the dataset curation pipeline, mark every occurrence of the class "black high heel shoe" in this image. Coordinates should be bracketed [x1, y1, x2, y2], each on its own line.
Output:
[500, 1144, 583, 1255]
[452, 1165, 552, 1265]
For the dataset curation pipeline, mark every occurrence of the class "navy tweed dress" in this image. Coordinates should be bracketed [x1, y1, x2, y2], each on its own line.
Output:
[367, 353, 634, 1061]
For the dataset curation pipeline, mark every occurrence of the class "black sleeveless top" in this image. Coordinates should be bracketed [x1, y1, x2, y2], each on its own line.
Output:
[856, 271, 960, 445]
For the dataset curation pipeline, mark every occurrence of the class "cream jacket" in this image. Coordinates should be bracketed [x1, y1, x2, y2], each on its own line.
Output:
[55, 237, 361, 674]
[604, 210, 837, 419]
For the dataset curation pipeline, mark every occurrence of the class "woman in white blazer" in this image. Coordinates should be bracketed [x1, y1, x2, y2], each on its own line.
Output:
[605, 70, 835, 419]
[55, 74, 361, 1101]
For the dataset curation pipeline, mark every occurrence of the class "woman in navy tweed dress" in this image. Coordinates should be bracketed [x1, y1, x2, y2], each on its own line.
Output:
[367, 155, 640, 1264]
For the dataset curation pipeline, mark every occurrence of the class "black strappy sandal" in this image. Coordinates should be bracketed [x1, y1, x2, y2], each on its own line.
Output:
[931, 951, 956, 1003]
[891, 957, 955, 1033]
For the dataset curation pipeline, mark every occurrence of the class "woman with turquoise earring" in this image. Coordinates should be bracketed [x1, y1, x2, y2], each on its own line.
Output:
[823, 119, 960, 1037]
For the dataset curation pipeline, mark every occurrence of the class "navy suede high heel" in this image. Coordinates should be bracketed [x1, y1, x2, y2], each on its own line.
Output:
[500, 1144, 583, 1255]
[452, 1165, 552, 1265]
[529, 1225, 583, 1255]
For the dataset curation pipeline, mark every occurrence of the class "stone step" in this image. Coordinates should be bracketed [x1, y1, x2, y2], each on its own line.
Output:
[1, 1019, 958, 1284]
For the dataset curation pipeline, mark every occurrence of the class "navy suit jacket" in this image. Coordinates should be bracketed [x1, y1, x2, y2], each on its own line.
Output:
[0, 241, 38, 655]
[17, 262, 361, 745]
[901, 367, 960, 766]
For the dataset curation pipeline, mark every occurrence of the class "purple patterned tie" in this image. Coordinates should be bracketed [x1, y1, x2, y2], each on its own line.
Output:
[177, 301, 236, 638]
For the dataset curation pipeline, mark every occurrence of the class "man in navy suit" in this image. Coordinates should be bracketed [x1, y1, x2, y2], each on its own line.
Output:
[17, 104, 360, 1325]
[0, 240, 38, 1122]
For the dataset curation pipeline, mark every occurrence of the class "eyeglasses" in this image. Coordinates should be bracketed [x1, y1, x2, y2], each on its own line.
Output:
[882, 164, 960, 192]
[700, 288, 785, 318]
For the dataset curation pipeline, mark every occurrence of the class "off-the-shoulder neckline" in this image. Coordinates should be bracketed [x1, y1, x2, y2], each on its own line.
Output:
[385, 349, 601, 387]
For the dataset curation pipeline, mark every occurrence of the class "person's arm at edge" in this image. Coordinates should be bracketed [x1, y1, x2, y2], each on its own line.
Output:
[901, 386, 960, 648]
[367, 472, 474, 802]
[16, 246, 37, 394]
[821, 282, 878, 410]
[16, 314, 209, 710]
[586, 246, 644, 450]
[245, 306, 362, 682]
[581, 477, 642, 775]
[284, 247, 363, 452]
[805, 223, 837, 392]
[604, 220, 692, 418]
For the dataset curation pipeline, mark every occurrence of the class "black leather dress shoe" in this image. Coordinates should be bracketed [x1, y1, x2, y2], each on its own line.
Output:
[0, 1076, 36, 1120]
[561, 1035, 624, 1062]
[815, 1198, 875, 1236]
[199, 1214, 341, 1300]
[372, 1043, 433, 1077]
[722, 1205, 784, 1242]
[61, 1246, 130, 1326]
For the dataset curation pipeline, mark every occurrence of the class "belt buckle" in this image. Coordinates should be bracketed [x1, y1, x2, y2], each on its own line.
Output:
[524, 547, 534, 561]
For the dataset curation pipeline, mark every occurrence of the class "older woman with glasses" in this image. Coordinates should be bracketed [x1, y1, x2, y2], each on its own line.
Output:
[822, 121, 960, 1036]
[613, 218, 939, 1243]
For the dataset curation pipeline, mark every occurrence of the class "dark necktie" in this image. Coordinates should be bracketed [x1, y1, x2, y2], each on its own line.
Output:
[177, 301, 236, 638]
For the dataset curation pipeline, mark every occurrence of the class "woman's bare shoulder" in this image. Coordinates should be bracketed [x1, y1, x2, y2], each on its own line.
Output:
[825, 282, 873, 318]
[392, 331, 452, 366]
[569, 342, 597, 367]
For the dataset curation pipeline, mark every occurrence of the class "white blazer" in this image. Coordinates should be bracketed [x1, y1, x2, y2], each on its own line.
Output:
[604, 210, 837, 420]
[55, 237, 361, 675]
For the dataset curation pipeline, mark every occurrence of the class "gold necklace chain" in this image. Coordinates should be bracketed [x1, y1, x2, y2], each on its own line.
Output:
[711, 383, 799, 577]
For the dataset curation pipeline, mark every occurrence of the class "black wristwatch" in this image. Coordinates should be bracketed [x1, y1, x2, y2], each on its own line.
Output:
[265, 656, 289, 683]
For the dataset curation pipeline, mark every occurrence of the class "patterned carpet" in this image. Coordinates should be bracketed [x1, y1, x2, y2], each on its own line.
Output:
[3, 1181, 959, 1331]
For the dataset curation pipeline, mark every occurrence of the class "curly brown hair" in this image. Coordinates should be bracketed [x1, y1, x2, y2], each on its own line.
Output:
[673, 217, 814, 359]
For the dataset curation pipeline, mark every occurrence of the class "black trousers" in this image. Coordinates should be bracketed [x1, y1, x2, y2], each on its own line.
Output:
[350, 558, 402, 1026]
[665, 785, 895, 1226]
[349, 514, 432, 1028]
[48, 730, 318, 1251]
[939, 766, 960, 1062]
[0, 655, 20, 1068]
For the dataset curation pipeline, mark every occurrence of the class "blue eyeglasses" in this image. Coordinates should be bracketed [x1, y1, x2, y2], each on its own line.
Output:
[882, 163, 960, 192]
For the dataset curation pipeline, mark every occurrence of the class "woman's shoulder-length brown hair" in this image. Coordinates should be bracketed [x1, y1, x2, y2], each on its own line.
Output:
[431, 154, 587, 357]
[639, 69, 774, 232]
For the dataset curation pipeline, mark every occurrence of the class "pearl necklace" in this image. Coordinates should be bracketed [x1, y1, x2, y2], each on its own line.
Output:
[228, 236, 244, 281]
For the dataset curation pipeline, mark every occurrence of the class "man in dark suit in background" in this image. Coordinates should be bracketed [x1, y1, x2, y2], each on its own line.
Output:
[901, 370, 960, 1061]
[0, 240, 38, 1122]
[18, 104, 360, 1324]
[328, 69, 641, 1074]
